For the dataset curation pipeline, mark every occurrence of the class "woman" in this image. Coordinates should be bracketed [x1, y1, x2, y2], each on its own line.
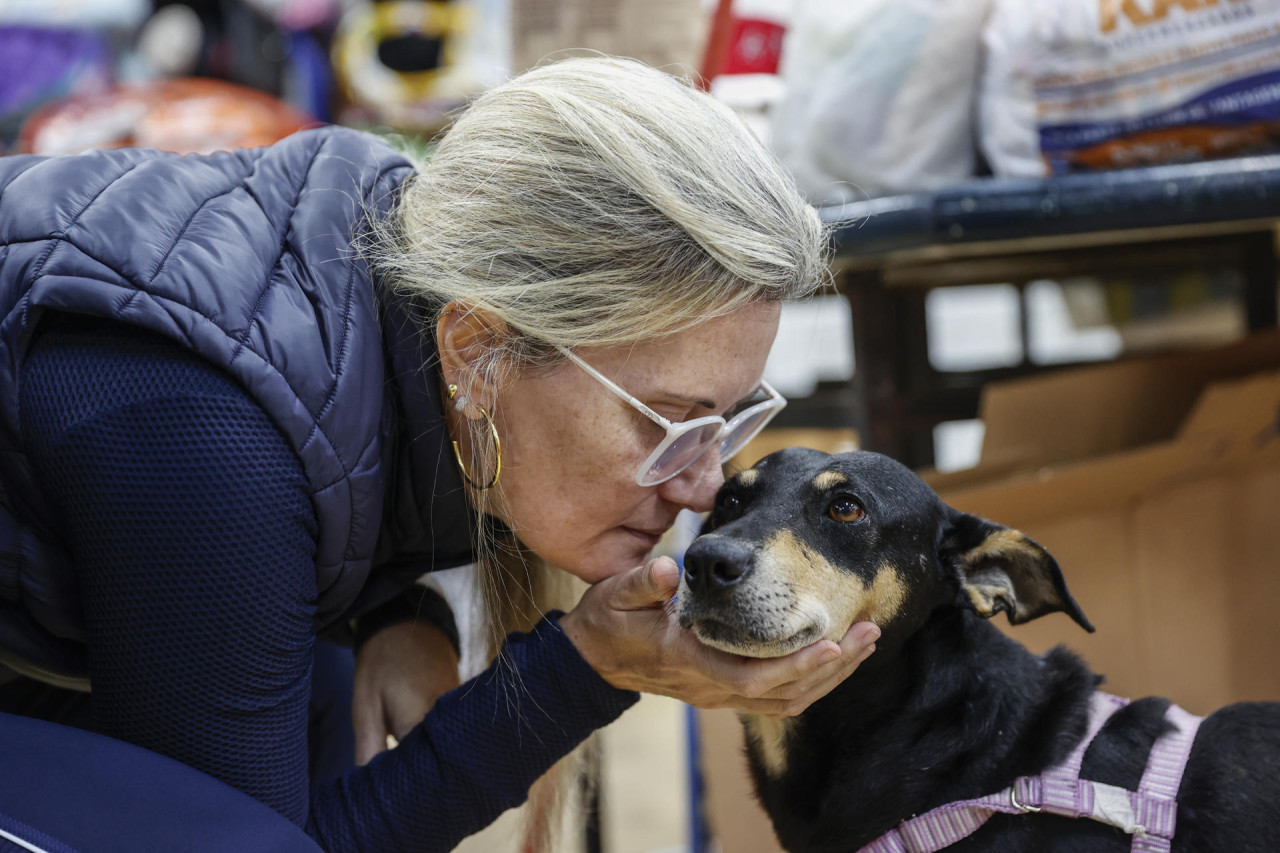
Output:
[0, 58, 879, 850]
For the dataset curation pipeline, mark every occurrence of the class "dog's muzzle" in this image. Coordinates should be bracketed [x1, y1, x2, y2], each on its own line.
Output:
[679, 534, 820, 658]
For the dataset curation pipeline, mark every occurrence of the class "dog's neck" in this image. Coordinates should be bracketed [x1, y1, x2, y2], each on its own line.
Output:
[743, 609, 1098, 853]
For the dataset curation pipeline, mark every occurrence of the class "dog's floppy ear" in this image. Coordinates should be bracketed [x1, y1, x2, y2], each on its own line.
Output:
[940, 511, 1094, 632]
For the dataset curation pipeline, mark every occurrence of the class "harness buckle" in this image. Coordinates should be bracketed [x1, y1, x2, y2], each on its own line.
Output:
[1010, 787, 1041, 813]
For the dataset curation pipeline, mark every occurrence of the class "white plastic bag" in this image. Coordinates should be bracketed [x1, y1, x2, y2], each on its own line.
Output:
[771, 0, 991, 203]
[981, 0, 1280, 177]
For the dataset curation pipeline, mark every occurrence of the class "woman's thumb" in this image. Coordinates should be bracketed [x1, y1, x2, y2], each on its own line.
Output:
[611, 556, 680, 610]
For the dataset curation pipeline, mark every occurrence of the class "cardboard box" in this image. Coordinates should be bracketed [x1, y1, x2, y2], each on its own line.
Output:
[696, 334, 1280, 852]
[924, 331, 1280, 714]
[696, 706, 785, 853]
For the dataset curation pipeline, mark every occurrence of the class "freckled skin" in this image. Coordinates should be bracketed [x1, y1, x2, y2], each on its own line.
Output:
[467, 303, 781, 583]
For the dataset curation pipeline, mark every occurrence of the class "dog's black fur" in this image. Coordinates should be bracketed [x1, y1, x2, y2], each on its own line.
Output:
[679, 448, 1280, 853]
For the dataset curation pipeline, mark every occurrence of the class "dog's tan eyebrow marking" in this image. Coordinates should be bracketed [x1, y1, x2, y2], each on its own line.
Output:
[812, 470, 848, 491]
[742, 714, 795, 779]
[734, 468, 760, 487]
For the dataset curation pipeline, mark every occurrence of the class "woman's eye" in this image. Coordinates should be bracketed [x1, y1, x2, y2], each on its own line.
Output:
[827, 497, 866, 524]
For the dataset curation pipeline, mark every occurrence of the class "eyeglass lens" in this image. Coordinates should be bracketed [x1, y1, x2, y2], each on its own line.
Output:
[640, 421, 724, 486]
[639, 405, 779, 486]
[718, 406, 777, 460]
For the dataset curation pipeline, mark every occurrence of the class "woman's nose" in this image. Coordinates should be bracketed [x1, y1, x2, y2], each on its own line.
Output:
[657, 446, 724, 512]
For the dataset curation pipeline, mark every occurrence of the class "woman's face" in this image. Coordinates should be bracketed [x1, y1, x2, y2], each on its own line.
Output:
[490, 303, 781, 583]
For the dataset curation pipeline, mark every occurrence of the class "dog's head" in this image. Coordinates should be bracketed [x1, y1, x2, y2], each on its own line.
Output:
[677, 448, 1093, 658]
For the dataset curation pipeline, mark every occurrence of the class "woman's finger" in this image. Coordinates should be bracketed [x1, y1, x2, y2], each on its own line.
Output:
[735, 645, 878, 718]
[750, 622, 879, 702]
[844, 621, 882, 650]
[742, 620, 879, 696]
[793, 640, 876, 707]
[679, 631, 810, 695]
[606, 556, 681, 611]
[757, 617, 880, 696]
[686, 636, 835, 701]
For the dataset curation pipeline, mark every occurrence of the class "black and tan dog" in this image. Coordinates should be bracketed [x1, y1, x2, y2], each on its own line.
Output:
[679, 448, 1280, 853]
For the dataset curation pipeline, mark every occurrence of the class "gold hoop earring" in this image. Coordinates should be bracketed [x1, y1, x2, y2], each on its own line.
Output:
[451, 405, 502, 491]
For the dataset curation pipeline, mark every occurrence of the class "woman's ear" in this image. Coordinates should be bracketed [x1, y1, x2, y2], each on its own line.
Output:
[436, 300, 510, 413]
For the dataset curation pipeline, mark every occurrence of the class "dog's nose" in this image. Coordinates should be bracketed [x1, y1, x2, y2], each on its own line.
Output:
[683, 536, 754, 596]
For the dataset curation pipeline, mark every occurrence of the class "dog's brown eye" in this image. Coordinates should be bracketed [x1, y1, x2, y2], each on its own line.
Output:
[828, 497, 865, 523]
[720, 493, 741, 512]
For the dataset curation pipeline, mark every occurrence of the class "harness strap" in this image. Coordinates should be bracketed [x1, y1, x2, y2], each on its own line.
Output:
[856, 694, 1204, 853]
[858, 693, 1128, 853]
[1037, 691, 1132, 808]
[1130, 703, 1203, 853]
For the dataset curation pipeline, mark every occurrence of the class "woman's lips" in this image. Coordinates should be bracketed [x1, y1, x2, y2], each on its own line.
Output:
[621, 526, 665, 548]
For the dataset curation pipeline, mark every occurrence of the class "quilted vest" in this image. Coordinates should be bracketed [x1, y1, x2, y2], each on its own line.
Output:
[0, 126, 437, 687]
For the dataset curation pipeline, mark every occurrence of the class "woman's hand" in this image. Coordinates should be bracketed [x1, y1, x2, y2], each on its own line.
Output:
[558, 556, 879, 719]
[353, 620, 462, 765]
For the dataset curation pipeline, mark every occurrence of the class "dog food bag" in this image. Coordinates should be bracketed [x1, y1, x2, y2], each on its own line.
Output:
[981, 0, 1280, 177]
[771, 0, 992, 203]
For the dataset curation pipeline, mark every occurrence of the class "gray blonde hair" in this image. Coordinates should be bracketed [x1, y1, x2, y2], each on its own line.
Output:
[374, 55, 827, 369]
[368, 55, 827, 851]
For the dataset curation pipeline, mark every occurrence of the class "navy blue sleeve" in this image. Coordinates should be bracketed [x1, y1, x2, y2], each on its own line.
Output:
[20, 316, 638, 852]
[21, 316, 321, 823]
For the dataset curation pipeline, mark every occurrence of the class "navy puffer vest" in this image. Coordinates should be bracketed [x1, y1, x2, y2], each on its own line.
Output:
[0, 127, 421, 686]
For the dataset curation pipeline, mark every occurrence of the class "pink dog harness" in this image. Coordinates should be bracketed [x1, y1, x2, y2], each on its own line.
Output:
[859, 692, 1204, 853]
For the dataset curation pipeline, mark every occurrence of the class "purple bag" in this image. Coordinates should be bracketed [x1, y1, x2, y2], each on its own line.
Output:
[0, 27, 111, 145]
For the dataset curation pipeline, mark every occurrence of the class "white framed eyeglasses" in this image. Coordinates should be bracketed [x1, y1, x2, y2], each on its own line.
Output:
[555, 346, 786, 487]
